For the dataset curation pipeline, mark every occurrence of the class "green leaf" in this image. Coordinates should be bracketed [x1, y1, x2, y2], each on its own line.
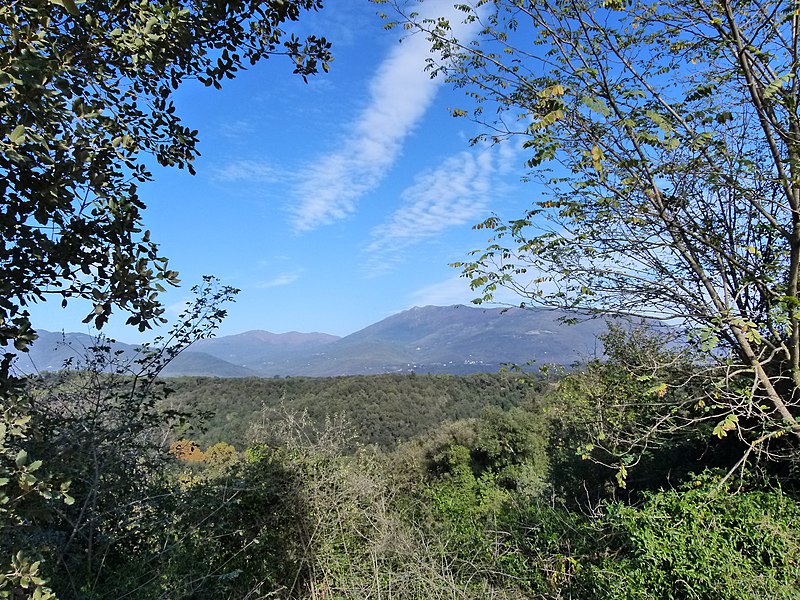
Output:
[19, 472, 37, 486]
[713, 414, 738, 438]
[762, 73, 793, 99]
[645, 110, 673, 134]
[8, 124, 26, 144]
[50, 0, 80, 16]
[582, 95, 612, 117]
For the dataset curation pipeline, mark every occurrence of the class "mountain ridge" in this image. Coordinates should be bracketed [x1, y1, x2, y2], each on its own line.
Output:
[14, 304, 615, 377]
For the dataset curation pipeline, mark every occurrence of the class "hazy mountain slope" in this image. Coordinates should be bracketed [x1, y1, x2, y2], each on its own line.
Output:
[10, 330, 132, 374]
[191, 330, 339, 373]
[162, 353, 259, 377]
[288, 305, 611, 376]
[12, 330, 257, 378]
[15, 305, 620, 377]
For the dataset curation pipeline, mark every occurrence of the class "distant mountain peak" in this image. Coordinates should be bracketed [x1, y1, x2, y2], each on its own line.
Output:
[18, 305, 612, 378]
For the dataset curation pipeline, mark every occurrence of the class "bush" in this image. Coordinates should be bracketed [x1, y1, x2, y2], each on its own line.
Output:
[573, 474, 800, 599]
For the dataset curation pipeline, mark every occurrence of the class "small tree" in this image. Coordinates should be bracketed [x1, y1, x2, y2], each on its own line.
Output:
[8, 277, 237, 597]
[384, 0, 800, 458]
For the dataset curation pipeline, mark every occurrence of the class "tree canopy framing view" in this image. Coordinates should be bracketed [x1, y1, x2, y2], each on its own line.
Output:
[385, 0, 800, 457]
[3, 0, 800, 597]
[0, 0, 331, 355]
[1, 1, 329, 596]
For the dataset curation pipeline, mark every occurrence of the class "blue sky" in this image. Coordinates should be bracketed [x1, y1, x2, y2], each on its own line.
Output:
[30, 0, 534, 340]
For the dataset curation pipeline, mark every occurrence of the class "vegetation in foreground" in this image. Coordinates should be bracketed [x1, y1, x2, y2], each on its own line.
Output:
[3, 325, 799, 599]
[5, 0, 800, 597]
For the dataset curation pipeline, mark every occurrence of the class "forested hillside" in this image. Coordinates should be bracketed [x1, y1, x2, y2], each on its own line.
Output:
[164, 372, 540, 449]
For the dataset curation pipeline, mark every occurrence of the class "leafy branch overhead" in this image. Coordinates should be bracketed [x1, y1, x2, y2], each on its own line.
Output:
[0, 0, 331, 349]
[0, 3, 329, 597]
[387, 0, 800, 456]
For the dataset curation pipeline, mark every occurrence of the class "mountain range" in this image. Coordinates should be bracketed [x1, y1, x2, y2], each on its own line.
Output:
[13, 305, 615, 377]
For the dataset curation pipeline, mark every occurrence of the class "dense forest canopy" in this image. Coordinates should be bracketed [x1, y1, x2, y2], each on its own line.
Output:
[159, 371, 540, 448]
[5, 340, 798, 598]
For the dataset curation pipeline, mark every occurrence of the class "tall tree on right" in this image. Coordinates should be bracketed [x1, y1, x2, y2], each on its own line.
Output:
[383, 0, 800, 462]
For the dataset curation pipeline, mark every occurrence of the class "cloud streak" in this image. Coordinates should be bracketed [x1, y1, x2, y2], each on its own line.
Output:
[211, 160, 285, 184]
[255, 272, 301, 288]
[364, 147, 496, 275]
[290, 0, 479, 232]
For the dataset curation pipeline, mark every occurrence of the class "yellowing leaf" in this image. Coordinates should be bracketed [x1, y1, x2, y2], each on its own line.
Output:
[591, 145, 604, 171]
[539, 84, 565, 98]
[615, 463, 628, 488]
[713, 413, 738, 438]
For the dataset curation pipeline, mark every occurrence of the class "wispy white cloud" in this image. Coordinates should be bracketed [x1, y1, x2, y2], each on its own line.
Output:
[166, 299, 192, 315]
[364, 147, 496, 275]
[407, 276, 478, 308]
[217, 119, 256, 140]
[255, 272, 301, 288]
[256, 256, 292, 268]
[290, 0, 480, 232]
[211, 160, 285, 184]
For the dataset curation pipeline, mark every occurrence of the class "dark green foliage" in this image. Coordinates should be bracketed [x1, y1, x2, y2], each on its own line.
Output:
[395, 404, 551, 496]
[90, 415, 436, 599]
[1, 1, 329, 593]
[382, 403, 554, 596]
[420, 448, 516, 584]
[146, 450, 314, 598]
[1, 279, 237, 598]
[5, 0, 800, 593]
[163, 372, 538, 449]
[6, 322, 800, 599]
[479, 475, 800, 600]
[573, 475, 800, 599]
[545, 326, 750, 508]
[473, 406, 550, 496]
